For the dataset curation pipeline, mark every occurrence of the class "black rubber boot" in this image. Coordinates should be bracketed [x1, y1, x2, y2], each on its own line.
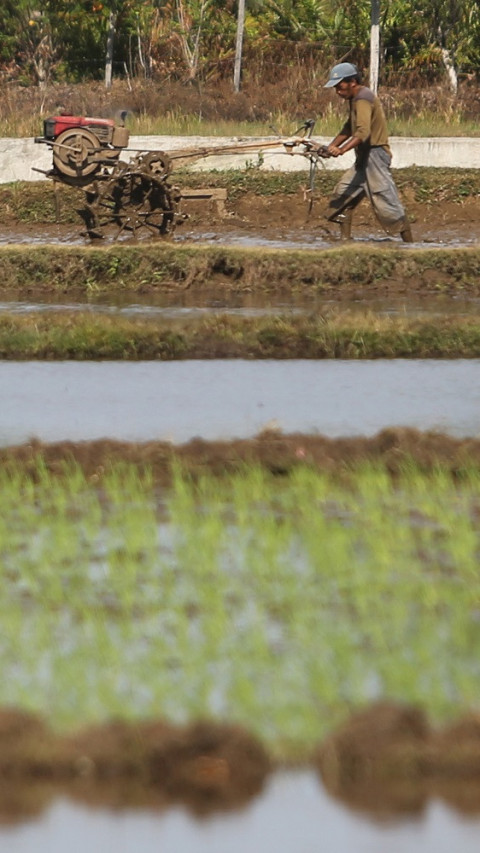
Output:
[339, 209, 353, 241]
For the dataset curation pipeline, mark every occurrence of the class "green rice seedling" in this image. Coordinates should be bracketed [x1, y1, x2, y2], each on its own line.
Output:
[0, 459, 480, 755]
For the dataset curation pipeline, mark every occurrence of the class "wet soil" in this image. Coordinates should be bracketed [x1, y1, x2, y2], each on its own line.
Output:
[2, 189, 480, 305]
[1, 191, 479, 253]
[0, 712, 269, 822]
[183, 190, 480, 249]
[317, 702, 480, 819]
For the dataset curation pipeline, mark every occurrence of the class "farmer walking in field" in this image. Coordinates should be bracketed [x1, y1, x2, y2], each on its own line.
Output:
[322, 62, 412, 242]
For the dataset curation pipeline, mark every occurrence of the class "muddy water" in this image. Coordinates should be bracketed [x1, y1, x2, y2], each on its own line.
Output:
[2, 291, 480, 317]
[177, 228, 478, 250]
[1, 771, 479, 853]
[0, 359, 479, 446]
[0, 298, 305, 320]
[0, 225, 477, 250]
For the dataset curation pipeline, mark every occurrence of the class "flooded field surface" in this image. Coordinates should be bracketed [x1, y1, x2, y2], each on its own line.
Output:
[176, 227, 479, 251]
[2, 771, 480, 853]
[0, 359, 478, 446]
[1, 291, 480, 319]
[0, 298, 305, 320]
[0, 222, 478, 250]
[0, 227, 84, 246]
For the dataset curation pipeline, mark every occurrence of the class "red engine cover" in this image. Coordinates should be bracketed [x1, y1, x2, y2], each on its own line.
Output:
[49, 115, 116, 137]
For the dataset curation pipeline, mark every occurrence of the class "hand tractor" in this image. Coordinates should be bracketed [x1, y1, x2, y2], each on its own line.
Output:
[34, 114, 328, 240]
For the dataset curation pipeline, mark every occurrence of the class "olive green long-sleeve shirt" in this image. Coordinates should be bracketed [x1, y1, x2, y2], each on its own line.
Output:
[340, 86, 392, 161]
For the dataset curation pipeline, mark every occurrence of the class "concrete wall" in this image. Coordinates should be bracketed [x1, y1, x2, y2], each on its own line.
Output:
[2, 134, 480, 184]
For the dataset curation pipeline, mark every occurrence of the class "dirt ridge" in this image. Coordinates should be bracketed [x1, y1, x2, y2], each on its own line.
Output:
[2, 429, 480, 484]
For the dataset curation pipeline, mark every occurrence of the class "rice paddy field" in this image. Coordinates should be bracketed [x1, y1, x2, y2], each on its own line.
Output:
[1, 166, 480, 844]
[1, 458, 479, 761]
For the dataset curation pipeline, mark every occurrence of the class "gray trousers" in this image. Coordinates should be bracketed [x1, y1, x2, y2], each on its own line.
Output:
[326, 147, 406, 234]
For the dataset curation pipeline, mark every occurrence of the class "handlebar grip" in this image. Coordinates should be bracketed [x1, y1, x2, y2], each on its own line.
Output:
[317, 145, 331, 158]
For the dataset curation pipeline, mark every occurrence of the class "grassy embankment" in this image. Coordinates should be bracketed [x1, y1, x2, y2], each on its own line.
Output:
[0, 310, 480, 359]
[0, 459, 479, 758]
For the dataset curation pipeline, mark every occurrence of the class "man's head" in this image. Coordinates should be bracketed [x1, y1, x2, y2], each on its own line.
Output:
[324, 62, 361, 99]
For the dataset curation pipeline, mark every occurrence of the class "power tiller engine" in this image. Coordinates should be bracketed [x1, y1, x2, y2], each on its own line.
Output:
[35, 113, 181, 238]
[35, 114, 130, 182]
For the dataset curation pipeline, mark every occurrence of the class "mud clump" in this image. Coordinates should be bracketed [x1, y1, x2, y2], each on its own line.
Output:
[429, 714, 480, 776]
[146, 720, 270, 812]
[428, 714, 480, 815]
[0, 710, 60, 824]
[317, 701, 430, 782]
[315, 703, 480, 818]
[316, 702, 431, 816]
[0, 709, 58, 777]
[63, 718, 270, 814]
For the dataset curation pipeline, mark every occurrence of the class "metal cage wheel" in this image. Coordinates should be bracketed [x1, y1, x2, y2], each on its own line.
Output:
[85, 169, 177, 238]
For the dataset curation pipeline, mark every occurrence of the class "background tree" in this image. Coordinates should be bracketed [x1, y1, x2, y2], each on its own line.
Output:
[1, 0, 480, 88]
[381, 0, 480, 90]
[0, 2, 57, 86]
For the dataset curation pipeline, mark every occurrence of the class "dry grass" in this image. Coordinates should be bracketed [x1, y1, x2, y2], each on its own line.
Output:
[2, 73, 480, 138]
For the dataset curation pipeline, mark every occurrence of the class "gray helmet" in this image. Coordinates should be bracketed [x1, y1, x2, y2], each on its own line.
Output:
[324, 62, 359, 88]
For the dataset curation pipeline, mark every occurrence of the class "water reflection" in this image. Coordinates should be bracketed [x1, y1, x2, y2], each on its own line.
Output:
[1, 772, 479, 853]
